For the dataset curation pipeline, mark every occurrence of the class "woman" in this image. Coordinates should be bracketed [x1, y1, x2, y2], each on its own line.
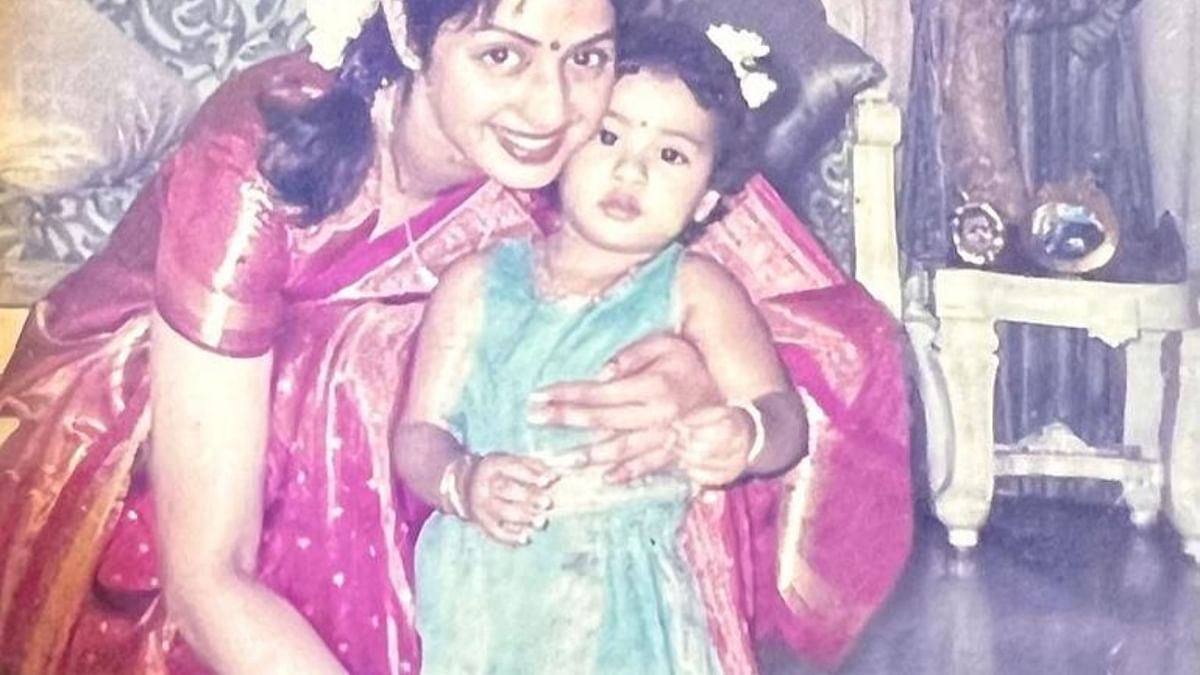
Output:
[0, 0, 911, 673]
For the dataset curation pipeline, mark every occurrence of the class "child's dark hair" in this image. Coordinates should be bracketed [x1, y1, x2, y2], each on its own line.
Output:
[259, 0, 645, 226]
[615, 17, 758, 242]
[617, 17, 756, 197]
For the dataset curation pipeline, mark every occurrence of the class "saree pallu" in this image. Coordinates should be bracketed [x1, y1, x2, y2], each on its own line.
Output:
[0, 54, 910, 675]
[688, 179, 912, 671]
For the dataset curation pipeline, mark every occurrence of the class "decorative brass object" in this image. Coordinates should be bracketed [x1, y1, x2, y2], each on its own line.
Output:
[1024, 176, 1120, 275]
[950, 201, 1007, 267]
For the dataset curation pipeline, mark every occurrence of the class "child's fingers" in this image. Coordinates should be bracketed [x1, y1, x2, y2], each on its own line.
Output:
[500, 520, 537, 538]
[486, 499, 544, 529]
[687, 468, 737, 488]
[679, 413, 752, 465]
[678, 440, 746, 483]
[498, 457, 561, 488]
[489, 476, 553, 511]
[479, 517, 532, 547]
[679, 454, 738, 480]
[679, 438, 738, 465]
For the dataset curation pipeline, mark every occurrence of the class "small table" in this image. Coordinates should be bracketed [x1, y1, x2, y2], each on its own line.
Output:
[918, 268, 1200, 562]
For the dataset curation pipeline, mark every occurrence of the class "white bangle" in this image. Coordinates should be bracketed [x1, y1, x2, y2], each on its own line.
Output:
[437, 453, 477, 520]
[732, 400, 766, 467]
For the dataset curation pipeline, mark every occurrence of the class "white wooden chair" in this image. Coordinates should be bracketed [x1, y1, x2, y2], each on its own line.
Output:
[906, 265, 1200, 562]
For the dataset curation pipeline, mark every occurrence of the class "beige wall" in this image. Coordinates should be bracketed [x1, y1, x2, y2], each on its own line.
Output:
[1136, 1, 1200, 270]
[823, 0, 914, 107]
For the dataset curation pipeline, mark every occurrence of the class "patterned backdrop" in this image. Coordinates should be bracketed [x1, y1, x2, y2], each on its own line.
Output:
[1, 0, 310, 264]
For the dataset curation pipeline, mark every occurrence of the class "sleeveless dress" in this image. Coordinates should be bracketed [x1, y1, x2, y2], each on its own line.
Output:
[415, 239, 722, 674]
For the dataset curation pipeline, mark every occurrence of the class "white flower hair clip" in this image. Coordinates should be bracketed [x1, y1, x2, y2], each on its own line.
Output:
[705, 23, 779, 109]
[305, 0, 422, 72]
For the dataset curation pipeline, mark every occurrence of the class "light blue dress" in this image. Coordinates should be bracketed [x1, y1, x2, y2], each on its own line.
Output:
[415, 238, 722, 674]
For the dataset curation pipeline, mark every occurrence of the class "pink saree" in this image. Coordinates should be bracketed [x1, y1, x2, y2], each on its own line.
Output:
[0, 56, 909, 674]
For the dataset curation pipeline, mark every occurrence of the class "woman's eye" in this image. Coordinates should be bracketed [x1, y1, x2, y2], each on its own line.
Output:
[571, 48, 612, 69]
[661, 148, 688, 165]
[599, 129, 618, 145]
[481, 47, 520, 68]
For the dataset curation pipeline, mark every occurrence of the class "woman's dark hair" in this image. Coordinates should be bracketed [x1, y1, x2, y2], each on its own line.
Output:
[260, 0, 645, 226]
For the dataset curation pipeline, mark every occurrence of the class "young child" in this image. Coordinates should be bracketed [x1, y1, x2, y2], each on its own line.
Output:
[393, 18, 807, 674]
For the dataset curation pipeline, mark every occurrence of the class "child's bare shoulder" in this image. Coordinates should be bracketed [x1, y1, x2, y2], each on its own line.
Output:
[435, 249, 491, 295]
[679, 250, 750, 299]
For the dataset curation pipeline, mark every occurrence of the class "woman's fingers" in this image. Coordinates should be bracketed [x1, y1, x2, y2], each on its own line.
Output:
[565, 427, 673, 466]
[527, 369, 688, 431]
[528, 402, 668, 431]
[531, 379, 638, 408]
[604, 444, 678, 483]
[528, 391, 673, 431]
[550, 427, 679, 480]
[605, 332, 691, 378]
[531, 369, 671, 409]
[527, 333, 719, 431]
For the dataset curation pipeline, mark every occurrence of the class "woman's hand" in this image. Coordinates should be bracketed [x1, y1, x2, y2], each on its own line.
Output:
[527, 333, 722, 482]
[465, 454, 557, 546]
[528, 333, 721, 430]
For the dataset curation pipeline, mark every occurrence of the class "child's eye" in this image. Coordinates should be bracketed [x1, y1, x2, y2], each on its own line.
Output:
[661, 148, 689, 165]
[571, 48, 613, 70]
[599, 129, 618, 145]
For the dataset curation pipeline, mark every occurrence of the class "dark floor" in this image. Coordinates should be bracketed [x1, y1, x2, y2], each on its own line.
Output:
[761, 498, 1200, 674]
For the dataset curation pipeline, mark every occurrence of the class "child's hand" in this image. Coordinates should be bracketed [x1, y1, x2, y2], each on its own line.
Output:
[674, 405, 755, 488]
[466, 454, 557, 546]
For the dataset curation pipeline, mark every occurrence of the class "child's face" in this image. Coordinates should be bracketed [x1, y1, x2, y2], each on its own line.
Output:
[557, 69, 721, 255]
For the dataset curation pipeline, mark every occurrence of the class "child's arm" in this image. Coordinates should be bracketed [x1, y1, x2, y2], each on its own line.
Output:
[392, 252, 555, 545]
[676, 253, 808, 485]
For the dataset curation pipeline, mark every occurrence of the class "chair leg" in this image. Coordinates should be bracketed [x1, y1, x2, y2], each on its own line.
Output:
[932, 315, 999, 550]
[1170, 329, 1200, 564]
[1123, 330, 1167, 528]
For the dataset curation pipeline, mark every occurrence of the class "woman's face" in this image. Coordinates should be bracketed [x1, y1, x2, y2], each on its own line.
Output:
[418, 0, 618, 189]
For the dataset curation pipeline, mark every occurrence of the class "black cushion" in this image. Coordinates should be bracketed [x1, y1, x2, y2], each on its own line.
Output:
[650, 0, 886, 197]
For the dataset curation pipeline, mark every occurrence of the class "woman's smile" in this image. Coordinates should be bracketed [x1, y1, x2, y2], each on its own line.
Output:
[491, 124, 567, 164]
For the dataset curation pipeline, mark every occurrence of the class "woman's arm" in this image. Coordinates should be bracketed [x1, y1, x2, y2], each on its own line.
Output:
[148, 314, 347, 675]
